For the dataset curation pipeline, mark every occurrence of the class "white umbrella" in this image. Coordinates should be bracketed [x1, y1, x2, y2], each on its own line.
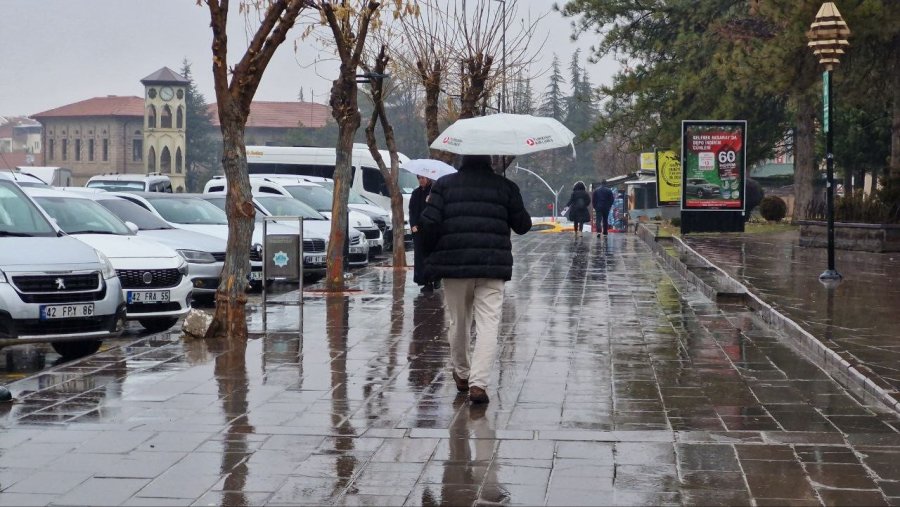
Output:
[430, 113, 577, 157]
[402, 159, 457, 180]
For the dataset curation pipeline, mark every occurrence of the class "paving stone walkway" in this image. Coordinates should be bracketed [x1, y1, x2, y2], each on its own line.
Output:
[1, 233, 899, 506]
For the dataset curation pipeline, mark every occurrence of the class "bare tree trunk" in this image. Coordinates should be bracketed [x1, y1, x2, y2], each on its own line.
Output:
[793, 93, 817, 221]
[459, 53, 493, 119]
[891, 39, 900, 181]
[325, 113, 358, 290]
[418, 60, 444, 160]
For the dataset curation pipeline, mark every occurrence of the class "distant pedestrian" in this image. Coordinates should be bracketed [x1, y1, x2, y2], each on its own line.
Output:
[565, 181, 591, 239]
[419, 155, 532, 404]
[409, 175, 435, 293]
[592, 180, 615, 237]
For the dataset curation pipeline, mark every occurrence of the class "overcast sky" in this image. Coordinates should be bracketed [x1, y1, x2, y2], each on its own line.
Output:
[0, 0, 618, 118]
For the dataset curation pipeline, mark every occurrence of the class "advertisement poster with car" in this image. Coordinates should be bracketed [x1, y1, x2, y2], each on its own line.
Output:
[681, 120, 747, 211]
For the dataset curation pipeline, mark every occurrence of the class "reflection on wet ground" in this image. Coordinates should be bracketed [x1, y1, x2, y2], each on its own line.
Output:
[685, 231, 900, 396]
[1, 234, 899, 505]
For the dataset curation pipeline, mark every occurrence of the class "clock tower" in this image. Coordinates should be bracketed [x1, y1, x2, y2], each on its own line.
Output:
[141, 67, 189, 191]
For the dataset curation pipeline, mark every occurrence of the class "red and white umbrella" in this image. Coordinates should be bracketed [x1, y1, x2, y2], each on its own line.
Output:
[402, 159, 457, 180]
[430, 113, 577, 157]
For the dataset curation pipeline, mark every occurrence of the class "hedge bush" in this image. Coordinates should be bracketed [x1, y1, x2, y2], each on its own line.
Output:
[759, 196, 787, 222]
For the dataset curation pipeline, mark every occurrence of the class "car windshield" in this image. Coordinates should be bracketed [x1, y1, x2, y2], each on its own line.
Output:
[86, 180, 146, 191]
[0, 181, 57, 237]
[284, 185, 333, 212]
[255, 196, 326, 220]
[98, 198, 173, 230]
[148, 197, 228, 225]
[34, 196, 132, 235]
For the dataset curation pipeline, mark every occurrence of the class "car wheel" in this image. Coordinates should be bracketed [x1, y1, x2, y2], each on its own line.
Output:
[697, 189, 705, 198]
[51, 340, 102, 359]
[139, 317, 179, 333]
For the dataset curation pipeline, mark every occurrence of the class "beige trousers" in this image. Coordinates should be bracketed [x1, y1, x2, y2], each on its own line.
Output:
[442, 278, 505, 389]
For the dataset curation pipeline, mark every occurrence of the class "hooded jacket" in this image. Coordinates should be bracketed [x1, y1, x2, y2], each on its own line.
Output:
[419, 155, 531, 281]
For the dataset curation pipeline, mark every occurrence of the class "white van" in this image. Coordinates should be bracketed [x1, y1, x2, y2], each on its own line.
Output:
[86, 173, 173, 193]
[244, 144, 418, 229]
[16, 166, 73, 187]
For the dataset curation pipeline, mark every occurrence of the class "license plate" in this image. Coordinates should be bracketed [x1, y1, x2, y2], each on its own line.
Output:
[40, 304, 95, 320]
[248, 271, 263, 281]
[305, 255, 325, 264]
[349, 247, 365, 254]
[127, 290, 171, 304]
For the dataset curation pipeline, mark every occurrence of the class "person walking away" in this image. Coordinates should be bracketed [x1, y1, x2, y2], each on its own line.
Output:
[565, 181, 591, 239]
[409, 175, 435, 292]
[592, 180, 615, 237]
[419, 155, 532, 404]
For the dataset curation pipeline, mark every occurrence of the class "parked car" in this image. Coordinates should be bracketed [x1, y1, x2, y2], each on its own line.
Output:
[685, 178, 721, 199]
[107, 192, 321, 285]
[0, 175, 126, 358]
[203, 175, 384, 255]
[15, 166, 74, 187]
[86, 194, 227, 299]
[86, 173, 174, 193]
[200, 193, 368, 270]
[6, 171, 51, 188]
[24, 188, 192, 332]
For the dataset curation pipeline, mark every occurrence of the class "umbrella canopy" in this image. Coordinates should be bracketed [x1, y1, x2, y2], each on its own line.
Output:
[430, 113, 577, 157]
[402, 159, 457, 180]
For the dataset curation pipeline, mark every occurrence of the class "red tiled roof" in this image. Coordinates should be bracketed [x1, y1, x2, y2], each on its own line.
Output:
[207, 101, 330, 129]
[0, 151, 28, 170]
[32, 96, 144, 119]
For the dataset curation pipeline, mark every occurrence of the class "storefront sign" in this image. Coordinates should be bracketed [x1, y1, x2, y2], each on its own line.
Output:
[656, 150, 682, 206]
[681, 120, 747, 211]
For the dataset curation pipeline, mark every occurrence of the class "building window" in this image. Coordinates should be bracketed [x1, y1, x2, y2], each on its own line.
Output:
[176, 107, 184, 129]
[160, 147, 172, 173]
[102, 139, 109, 161]
[61, 139, 68, 161]
[88, 139, 95, 161]
[74, 139, 81, 161]
[132, 139, 143, 162]
[161, 106, 173, 129]
[148, 147, 156, 171]
[175, 148, 183, 174]
[48, 139, 54, 161]
[147, 106, 157, 129]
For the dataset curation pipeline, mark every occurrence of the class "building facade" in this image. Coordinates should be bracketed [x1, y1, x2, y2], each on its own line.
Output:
[141, 68, 188, 191]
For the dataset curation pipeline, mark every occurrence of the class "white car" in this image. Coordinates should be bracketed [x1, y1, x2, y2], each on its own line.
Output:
[86, 173, 174, 193]
[200, 193, 369, 269]
[107, 192, 314, 284]
[87, 194, 228, 298]
[24, 188, 192, 332]
[203, 175, 384, 255]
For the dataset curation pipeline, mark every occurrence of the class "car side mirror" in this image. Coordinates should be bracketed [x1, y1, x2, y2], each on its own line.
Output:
[124, 221, 139, 234]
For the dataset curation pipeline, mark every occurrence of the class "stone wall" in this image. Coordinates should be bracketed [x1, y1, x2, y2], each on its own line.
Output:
[40, 117, 145, 185]
[798, 220, 900, 252]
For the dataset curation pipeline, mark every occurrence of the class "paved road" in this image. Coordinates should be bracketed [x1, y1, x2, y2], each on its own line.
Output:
[0, 234, 898, 506]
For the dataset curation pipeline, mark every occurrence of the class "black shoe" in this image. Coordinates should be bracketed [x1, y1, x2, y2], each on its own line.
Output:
[469, 386, 489, 404]
[421, 283, 434, 293]
[596, 233, 602, 238]
[452, 371, 469, 392]
[432, 280, 441, 290]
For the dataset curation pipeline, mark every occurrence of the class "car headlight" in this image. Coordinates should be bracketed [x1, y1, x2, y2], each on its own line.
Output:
[96, 251, 116, 280]
[177, 258, 189, 276]
[178, 249, 217, 264]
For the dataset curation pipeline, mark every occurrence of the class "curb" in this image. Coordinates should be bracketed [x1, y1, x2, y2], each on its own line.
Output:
[636, 224, 900, 414]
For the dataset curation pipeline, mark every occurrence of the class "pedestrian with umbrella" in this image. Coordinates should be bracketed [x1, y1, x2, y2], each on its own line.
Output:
[422, 113, 575, 404]
[404, 159, 457, 293]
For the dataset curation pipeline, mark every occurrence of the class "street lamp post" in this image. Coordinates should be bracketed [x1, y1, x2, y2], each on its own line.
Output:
[513, 164, 564, 222]
[807, 2, 849, 283]
[494, 0, 507, 112]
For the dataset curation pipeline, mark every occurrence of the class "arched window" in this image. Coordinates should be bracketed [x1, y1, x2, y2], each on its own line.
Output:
[161, 106, 173, 129]
[148, 147, 156, 171]
[160, 147, 172, 174]
[175, 148, 183, 174]
[147, 106, 157, 129]
[176, 107, 184, 129]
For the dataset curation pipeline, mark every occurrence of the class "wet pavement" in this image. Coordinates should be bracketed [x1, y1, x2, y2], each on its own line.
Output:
[684, 230, 900, 401]
[1, 233, 900, 505]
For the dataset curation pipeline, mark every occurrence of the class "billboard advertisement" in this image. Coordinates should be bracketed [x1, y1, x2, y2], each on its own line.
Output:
[681, 120, 747, 210]
[656, 150, 681, 206]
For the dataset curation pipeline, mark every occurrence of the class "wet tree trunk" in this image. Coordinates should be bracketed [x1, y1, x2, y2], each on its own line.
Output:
[891, 39, 900, 181]
[459, 53, 493, 120]
[793, 93, 817, 221]
[418, 60, 444, 160]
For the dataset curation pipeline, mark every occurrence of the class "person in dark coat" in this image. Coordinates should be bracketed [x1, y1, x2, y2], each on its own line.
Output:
[419, 154, 531, 404]
[409, 175, 435, 292]
[564, 181, 591, 238]
[592, 180, 615, 237]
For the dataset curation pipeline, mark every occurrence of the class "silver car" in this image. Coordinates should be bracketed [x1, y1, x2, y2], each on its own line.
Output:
[0, 176, 126, 358]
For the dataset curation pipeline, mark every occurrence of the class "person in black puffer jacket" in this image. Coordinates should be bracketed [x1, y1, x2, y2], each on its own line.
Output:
[419, 154, 531, 404]
[564, 181, 591, 239]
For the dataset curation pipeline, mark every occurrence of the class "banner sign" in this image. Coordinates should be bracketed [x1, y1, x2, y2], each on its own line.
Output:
[265, 234, 300, 279]
[656, 150, 682, 206]
[640, 152, 656, 171]
[681, 120, 747, 211]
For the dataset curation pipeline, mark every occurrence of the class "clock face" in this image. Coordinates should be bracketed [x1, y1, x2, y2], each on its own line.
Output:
[160, 87, 174, 101]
